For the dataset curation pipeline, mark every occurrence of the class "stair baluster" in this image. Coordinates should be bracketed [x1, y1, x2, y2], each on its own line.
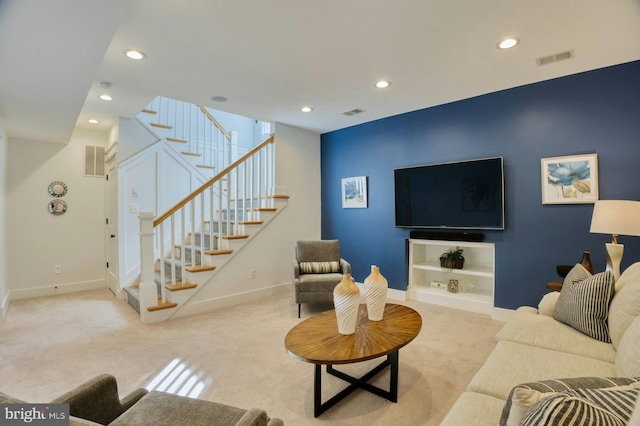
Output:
[138, 135, 275, 320]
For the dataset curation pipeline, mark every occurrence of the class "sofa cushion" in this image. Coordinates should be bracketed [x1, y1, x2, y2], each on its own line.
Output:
[520, 387, 640, 425]
[109, 391, 267, 426]
[553, 270, 615, 342]
[495, 307, 616, 363]
[298, 273, 344, 292]
[439, 391, 505, 426]
[499, 376, 640, 426]
[630, 399, 640, 425]
[468, 341, 616, 400]
[608, 262, 640, 349]
[299, 261, 341, 274]
[616, 314, 640, 377]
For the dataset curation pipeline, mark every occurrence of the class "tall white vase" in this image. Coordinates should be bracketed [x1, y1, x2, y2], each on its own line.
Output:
[333, 273, 360, 335]
[364, 265, 388, 321]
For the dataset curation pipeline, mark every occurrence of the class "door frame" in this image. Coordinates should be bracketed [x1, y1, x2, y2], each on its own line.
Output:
[105, 143, 121, 298]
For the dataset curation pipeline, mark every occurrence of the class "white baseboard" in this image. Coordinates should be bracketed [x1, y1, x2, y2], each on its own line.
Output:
[354, 282, 407, 303]
[1, 293, 9, 321]
[7, 279, 106, 302]
[170, 282, 291, 320]
[387, 288, 407, 301]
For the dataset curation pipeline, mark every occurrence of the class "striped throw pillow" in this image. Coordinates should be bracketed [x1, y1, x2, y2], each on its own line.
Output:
[553, 270, 615, 342]
[299, 261, 341, 274]
[500, 377, 640, 426]
[521, 387, 640, 425]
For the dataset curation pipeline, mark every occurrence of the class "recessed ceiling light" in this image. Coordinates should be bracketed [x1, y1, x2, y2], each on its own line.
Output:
[497, 38, 519, 49]
[99, 94, 113, 101]
[88, 119, 99, 124]
[301, 106, 313, 113]
[211, 96, 228, 103]
[376, 80, 390, 89]
[124, 49, 146, 60]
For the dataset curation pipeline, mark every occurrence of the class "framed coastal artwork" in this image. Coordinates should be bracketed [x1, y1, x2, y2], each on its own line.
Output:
[341, 176, 368, 208]
[541, 153, 598, 204]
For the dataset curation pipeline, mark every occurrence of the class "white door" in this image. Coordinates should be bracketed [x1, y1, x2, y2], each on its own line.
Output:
[106, 151, 119, 296]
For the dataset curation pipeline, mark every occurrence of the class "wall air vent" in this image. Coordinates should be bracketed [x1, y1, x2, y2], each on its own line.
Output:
[342, 108, 365, 117]
[85, 145, 106, 177]
[536, 49, 574, 66]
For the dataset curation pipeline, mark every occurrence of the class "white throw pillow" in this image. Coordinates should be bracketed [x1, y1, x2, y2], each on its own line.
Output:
[506, 388, 555, 426]
[538, 292, 560, 316]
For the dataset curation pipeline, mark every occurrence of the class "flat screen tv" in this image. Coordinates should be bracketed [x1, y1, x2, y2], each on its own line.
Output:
[394, 157, 505, 230]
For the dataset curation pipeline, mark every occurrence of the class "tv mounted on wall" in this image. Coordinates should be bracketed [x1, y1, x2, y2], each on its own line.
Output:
[394, 157, 505, 230]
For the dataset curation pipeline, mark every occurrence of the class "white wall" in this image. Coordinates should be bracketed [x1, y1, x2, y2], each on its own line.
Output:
[6, 128, 108, 300]
[117, 117, 159, 163]
[207, 108, 258, 151]
[273, 123, 322, 239]
[0, 118, 7, 319]
[174, 122, 322, 317]
[117, 118, 209, 288]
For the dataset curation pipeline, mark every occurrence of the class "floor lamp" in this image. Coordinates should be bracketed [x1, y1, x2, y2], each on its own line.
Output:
[590, 200, 640, 282]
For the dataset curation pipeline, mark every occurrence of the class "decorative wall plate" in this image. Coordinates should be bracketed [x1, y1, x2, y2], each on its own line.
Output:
[48, 199, 67, 215]
[48, 181, 68, 197]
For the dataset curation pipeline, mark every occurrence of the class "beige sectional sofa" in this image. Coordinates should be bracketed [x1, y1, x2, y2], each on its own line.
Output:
[441, 262, 640, 425]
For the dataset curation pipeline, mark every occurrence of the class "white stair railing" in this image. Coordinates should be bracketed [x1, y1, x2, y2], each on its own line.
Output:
[138, 135, 275, 319]
[144, 97, 234, 170]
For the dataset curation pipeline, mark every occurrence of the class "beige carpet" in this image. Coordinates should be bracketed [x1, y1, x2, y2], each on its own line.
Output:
[0, 289, 504, 425]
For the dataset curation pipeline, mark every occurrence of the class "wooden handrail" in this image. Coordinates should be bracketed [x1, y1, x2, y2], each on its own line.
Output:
[199, 106, 232, 141]
[153, 135, 275, 228]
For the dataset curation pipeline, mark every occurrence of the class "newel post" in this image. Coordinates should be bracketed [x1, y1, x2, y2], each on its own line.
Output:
[139, 212, 157, 324]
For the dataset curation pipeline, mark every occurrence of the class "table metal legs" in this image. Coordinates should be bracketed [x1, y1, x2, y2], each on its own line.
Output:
[313, 351, 399, 417]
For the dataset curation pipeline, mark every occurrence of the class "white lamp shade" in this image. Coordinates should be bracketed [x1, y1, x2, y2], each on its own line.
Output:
[590, 200, 640, 237]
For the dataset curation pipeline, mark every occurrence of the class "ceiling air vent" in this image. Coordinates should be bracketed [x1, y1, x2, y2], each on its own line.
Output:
[536, 49, 574, 66]
[342, 108, 365, 117]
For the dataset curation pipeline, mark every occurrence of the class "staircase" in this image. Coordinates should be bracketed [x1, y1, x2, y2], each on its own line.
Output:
[124, 98, 288, 324]
[136, 96, 243, 176]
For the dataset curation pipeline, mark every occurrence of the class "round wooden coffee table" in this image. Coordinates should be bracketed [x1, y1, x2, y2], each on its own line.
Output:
[285, 303, 422, 417]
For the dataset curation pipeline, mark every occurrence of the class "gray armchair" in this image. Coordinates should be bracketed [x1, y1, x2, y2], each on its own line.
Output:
[50, 374, 283, 426]
[293, 240, 351, 318]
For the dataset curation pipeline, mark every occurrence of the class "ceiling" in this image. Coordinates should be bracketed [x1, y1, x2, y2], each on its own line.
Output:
[1, 0, 640, 144]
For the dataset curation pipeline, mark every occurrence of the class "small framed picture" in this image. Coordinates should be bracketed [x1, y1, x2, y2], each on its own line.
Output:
[541, 153, 598, 204]
[341, 176, 368, 208]
[447, 279, 458, 294]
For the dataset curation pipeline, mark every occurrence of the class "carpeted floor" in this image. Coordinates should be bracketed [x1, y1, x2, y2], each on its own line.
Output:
[0, 288, 504, 425]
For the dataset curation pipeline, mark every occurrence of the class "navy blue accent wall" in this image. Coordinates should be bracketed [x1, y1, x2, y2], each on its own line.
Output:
[321, 60, 640, 310]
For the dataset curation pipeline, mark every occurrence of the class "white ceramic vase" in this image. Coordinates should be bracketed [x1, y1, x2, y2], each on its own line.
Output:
[364, 265, 388, 321]
[333, 273, 360, 335]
